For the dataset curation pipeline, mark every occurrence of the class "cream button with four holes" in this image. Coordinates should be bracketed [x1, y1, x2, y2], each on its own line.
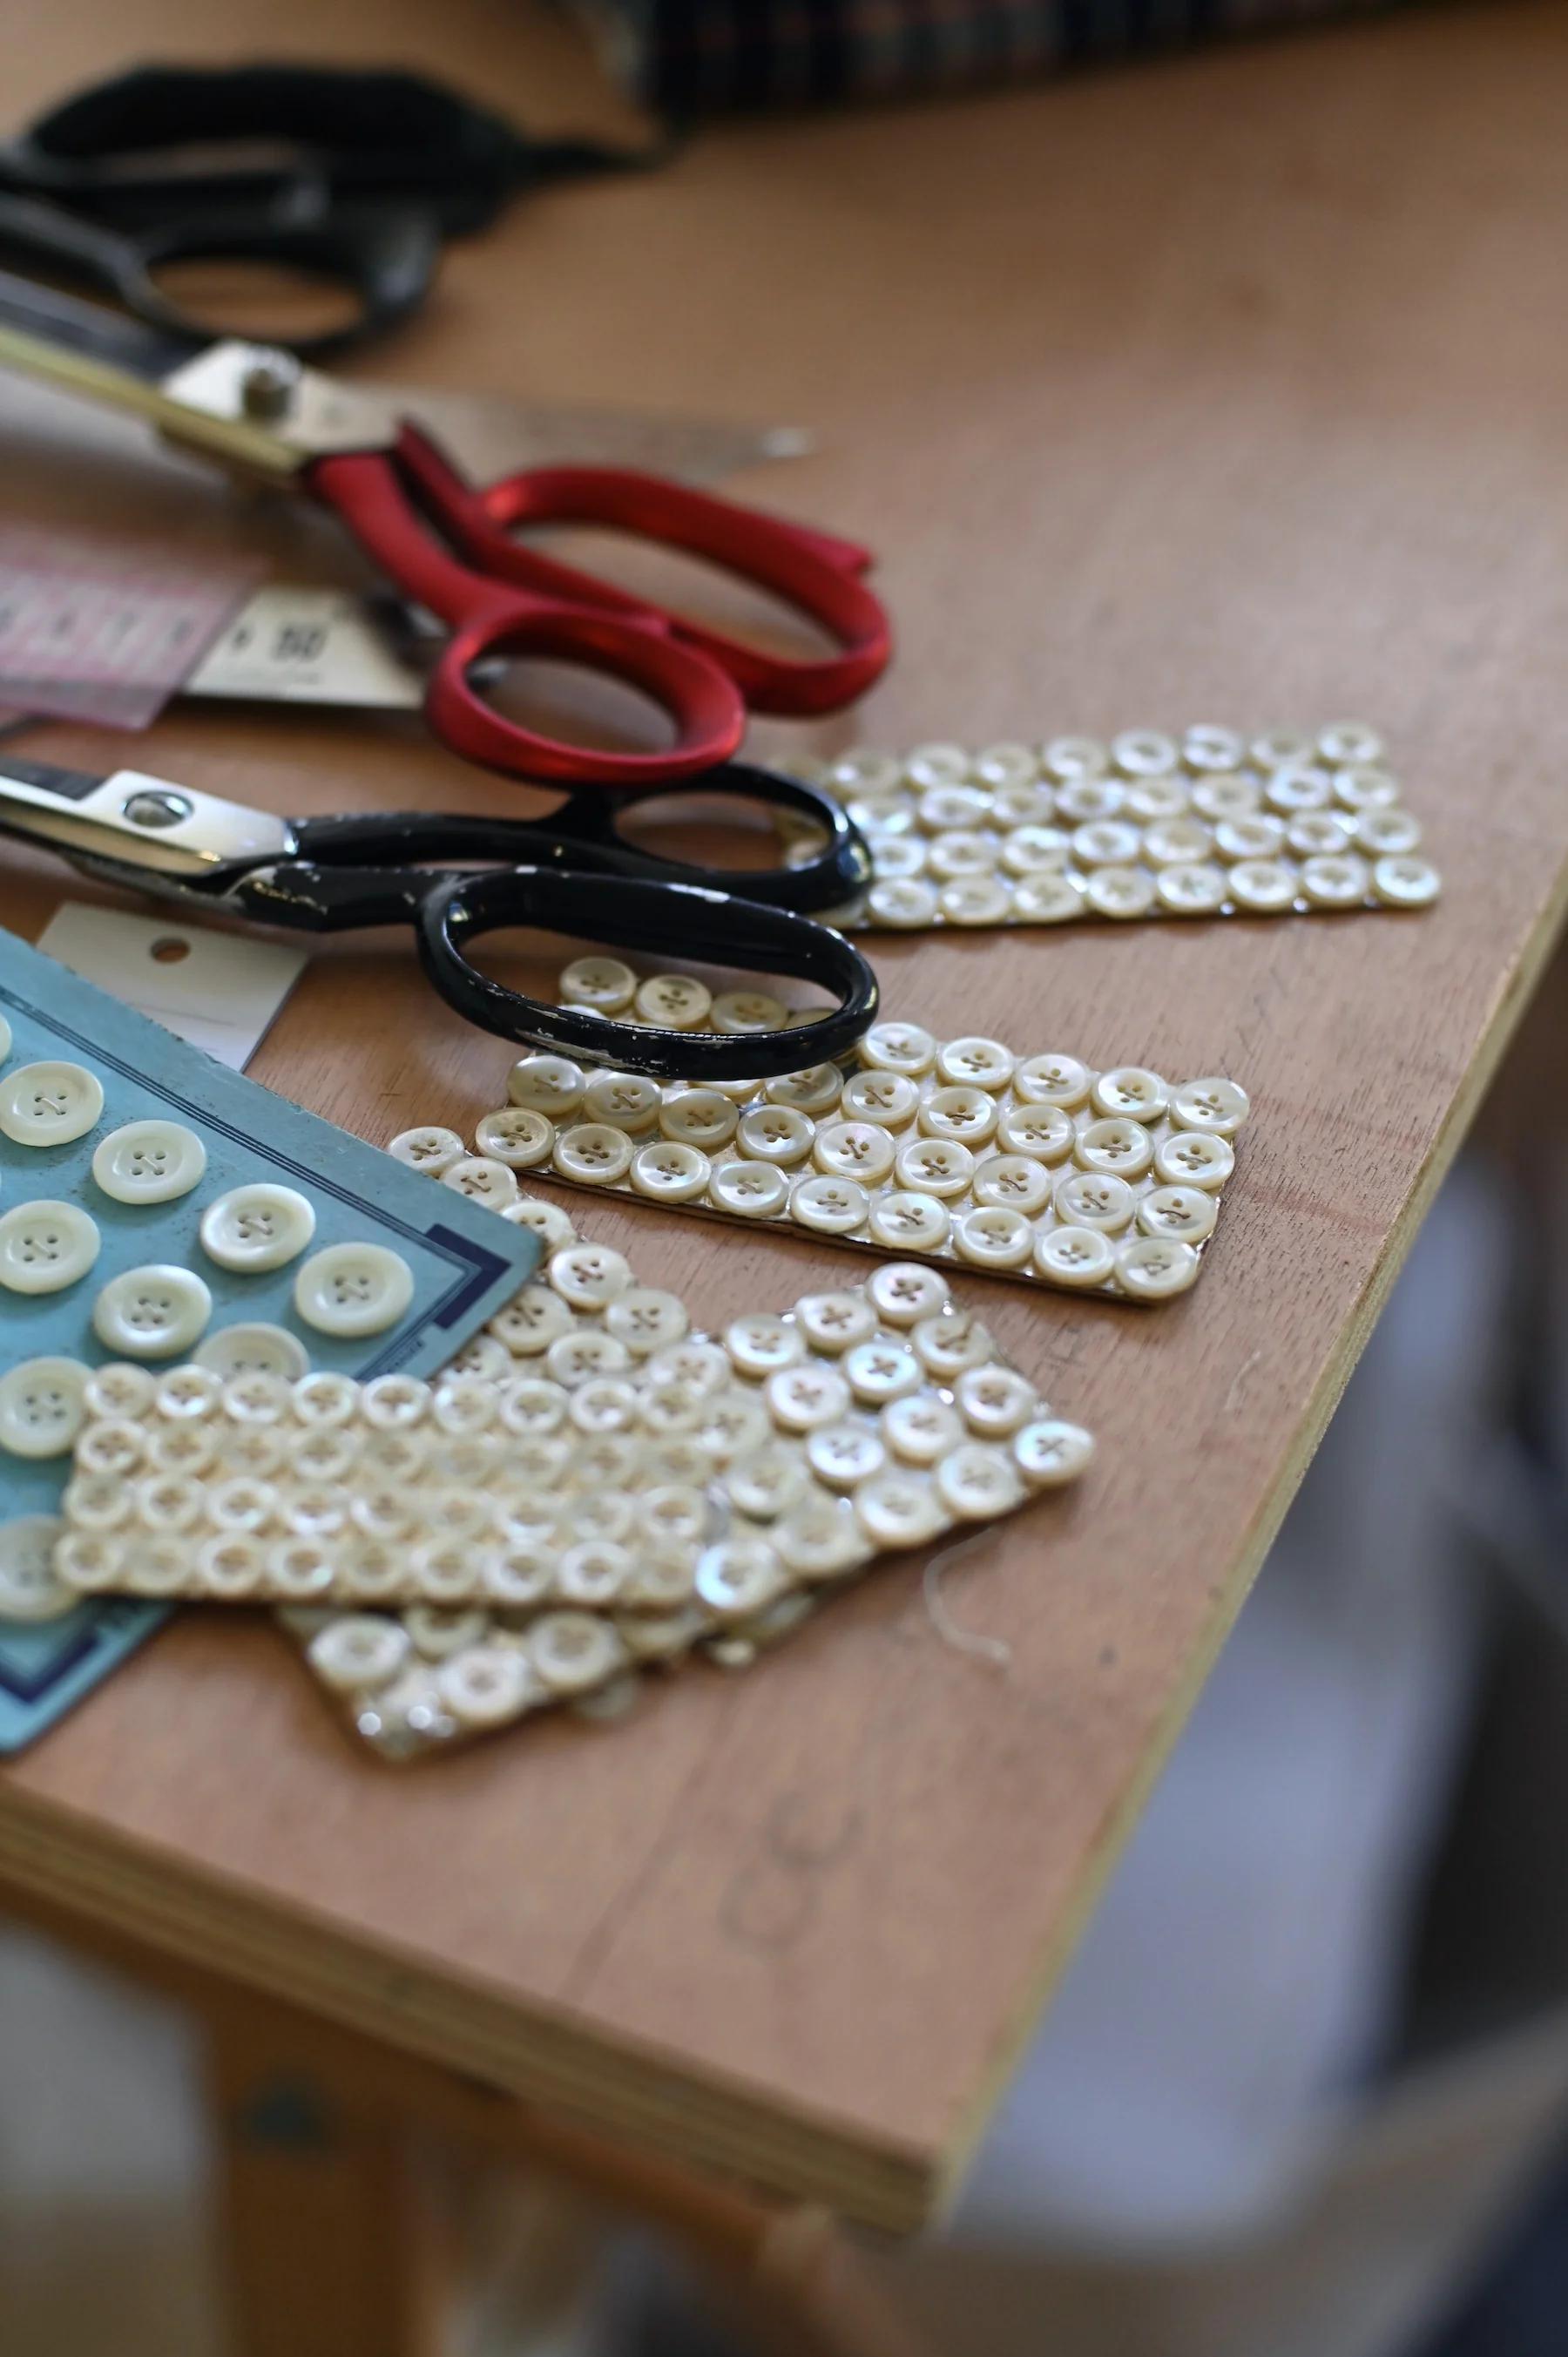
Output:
[474, 1107, 554, 1167]
[553, 1123, 636, 1185]
[387, 1125, 464, 1176]
[867, 1191, 951, 1252]
[441, 1155, 518, 1209]
[92, 1120, 207, 1205]
[0, 1201, 100, 1294]
[294, 1243, 413, 1338]
[0, 1516, 74, 1622]
[200, 1184, 317, 1273]
[0, 1358, 90, 1459]
[93, 1265, 213, 1357]
[0, 1060, 104, 1148]
[709, 1159, 790, 1218]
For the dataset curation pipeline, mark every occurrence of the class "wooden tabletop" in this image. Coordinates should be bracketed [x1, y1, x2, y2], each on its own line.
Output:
[0, 0, 1565, 2237]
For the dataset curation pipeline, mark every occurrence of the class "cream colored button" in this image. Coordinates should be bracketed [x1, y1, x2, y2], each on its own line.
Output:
[215, 1425, 287, 1480]
[854, 1473, 946, 1550]
[807, 1419, 888, 1492]
[867, 877, 940, 927]
[429, 1374, 497, 1437]
[1154, 1128, 1234, 1189]
[1012, 873, 1086, 924]
[630, 1139, 710, 1202]
[193, 1324, 309, 1382]
[1318, 721, 1383, 765]
[1170, 1076, 1250, 1134]
[1192, 774, 1262, 822]
[388, 1124, 464, 1176]
[549, 1242, 632, 1309]
[1085, 865, 1158, 919]
[724, 1312, 805, 1377]
[309, 1615, 412, 1693]
[868, 1262, 950, 1325]
[860, 1021, 936, 1078]
[992, 782, 1056, 829]
[500, 1198, 576, 1250]
[1043, 734, 1108, 781]
[530, 1610, 626, 1695]
[911, 1310, 994, 1378]
[1113, 728, 1179, 776]
[403, 1605, 490, 1662]
[221, 1370, 291, 1426]
[1071, 818, 1141, 869]
[1264, 763, 1333, 814]
[813, 1119, 896, 1184]
[0, 1516, 73, 1622]
[696, 1538, 787, 1622]
[700, 1391, 776, 1464]
[1014, 1419, 1096, 1486]
[766, 1363, 851, 1432]
[62, 1473, 134, 1532]
[442, 1155, 519, 1209]
[773, 1498, 867, 1580]
[841, 1070, 919, 1128]
[552, 1122, 635, 1185]
[1251, 728, 1314, 768]
[1301, 851, 1370, 909]
[657, 1089, 737, 1152]
[843, 1338, 923, 1405]
[1127, 776, 1194, 822]
[57, 1533, 125, 1594]
[439, 1645, 537, 1729]
[892, 1134, 974, 1198]
[602, 1287, 688, 1355]
[936, 1442, 1024, 1520]
[1035, 1223, 1116, 1287]
[152, 1365, 222, 1423]
[547, 1329, 629, 1389]
[1141, 815, 1213, 866]
[1013, 1053, 1091, 1108]
[1138, 1184, 1219, 1243]
[1055, 776, 1124, 823]
[484, 1543, 558, 1609]
[293, 1243, 412, 1337]
[918, 1086, 997, 1146]
[953, 1204, 1033, 1269]
[581, 1070, 662, 1134]
[91, 1118, 206, 1206]
[936, 1036, 1016, 1092]
[444, 1332, 510, 1382]
[1074, 1117, 1154, 1181]
[554, 1536, 632, 1606]
[0, 1358, 89, 1459]
[827, 748, 902, 796]
[291, 1370, 360, 1427]
[1053, 1168, 1136, 1230]
[83, 1363, 154, 1420]
[1227, 858, 1298, 912]
[120, 1538, 189, 1596]
[567, 1377, 639, 1436]
[0, 1200, 99, 1295]
[1353, 806, 1421, 857]
[1213, 813, 1286, 862]
[975, 742, 1039, 789]
[201, 1183, 316, 1273]
[1091, 1067, 1168, 1122]
[709, 1158, 790, 1218]
[789, 1173, 869, 1234]
[971, 1155, 1052, 1216]
[712, 989, 789, 1035]
[939, 875, 1014, 928]
[1117, 1234, 1200, 1299]
[76, 1418, 145, 1477]
[490, 1286, 574, 1355]
[1156, 862, 1230, 915]
[645, 1338, 731, 1396]
[725, 1442, 811, 1521]
[918, 786, 991, 835]
[145, 1421, 215, 1479]
[508, 1054, 585, 1118]
[881, 1393, 963, 1466]
[992, 1103, 1071, 1163]
[0, 1060, 103, 1148]
[904, 742, 973, 790]
[1372, 854, 1441, 908]
[93, 1263, 211, 1356]
[473, 1107, 554, 1168]
[642, 1483, 710, 1547]
[496, 1376, 567, 1436]
[795, 1290, 878, 1353]
[1000, 823, 1071, 875]
[1184, 724, 1246, 771]
[736, 1102, 815, 1164]
[634, 972, 712, 1029]
[867, 1190, 951, 1252]
[1286, 810, 1355, 857]
[560, 954, 637, 1012]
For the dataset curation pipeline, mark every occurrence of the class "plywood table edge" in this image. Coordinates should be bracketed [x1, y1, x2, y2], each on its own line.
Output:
[930, 870, 1568, 2212]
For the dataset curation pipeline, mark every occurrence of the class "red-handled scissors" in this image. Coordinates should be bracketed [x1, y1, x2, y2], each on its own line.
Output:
[0, 265, 892, 785]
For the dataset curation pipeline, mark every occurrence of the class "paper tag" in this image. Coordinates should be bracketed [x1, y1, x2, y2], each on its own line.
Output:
[186, 586, 428, 710]
[37, 902, 306, 1068]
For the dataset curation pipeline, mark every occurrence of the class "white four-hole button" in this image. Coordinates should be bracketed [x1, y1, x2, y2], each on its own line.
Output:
[0, 1358, 91, 1458]
[294, 1243, 414, 1337]
[0, 1201, 100, 1294]
[0, 1060, 104, 1148]
[200, 1183, 317, 1273]
[92, 1120, 207, 1205]
[93, 1264, 213, 1357]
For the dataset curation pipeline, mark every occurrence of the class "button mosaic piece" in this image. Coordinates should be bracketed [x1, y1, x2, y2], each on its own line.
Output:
[57, 1234, 1092, 1755]
[767, 725, 1439, 931]
[445, 974, 1250, 1304]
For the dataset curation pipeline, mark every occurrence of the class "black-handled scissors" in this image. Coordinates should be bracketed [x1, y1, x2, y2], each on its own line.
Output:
[0, 754, 876, 1082]
[0, 64, 668, 357]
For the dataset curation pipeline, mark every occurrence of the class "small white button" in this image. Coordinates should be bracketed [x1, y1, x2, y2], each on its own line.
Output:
[956, 1364, 1037, 1437]
[1137, 1184, 1219, 1243]
[813, 1119, 896, 1184]
[568, 1377, 639, 1437]
[882, 1393, 963, 1466]
[560, 954, 637, 1012]
[892, 1135, 974, 1199]
[773, 1499, 868, 1581]
[549, 1243, 632, 1310]
[153, 1365, 223, 1421]
[76, 1419, 145, 1477]
[1014, 1419, 1096, 1487]
[1013, 1053, 1091, 1108]
[1227, 858, 1298, 912]
[56, 1533, 125, 1594]
[1012, 873, 1085, 924]
[840, 1070, 920, 1128]
[634, 972, 712, 1029]
[1034, 1224, 1116, 1288]
[936, 1443, 1024, 1521]
[0, 1515, 74, 1622]
[0, 1200, 100, 1294]
[294, 1243, 413, 1337]
[645, 1338, 731, 1396]
[1000, 823, 1071, 876]
[808, 1422, 886, 1489]
[939, 875, 1014, 926]
[904, 742, 973, 790]
[508, 1054, 585, 1118]
[84, 1363, 155, 1420]
[724, 1441, 810, 1521]
[602, 1286, 689, 1354]
[711, 988, 789, 1035]
[530, 1610, 627, 1695]
[1264, 763, 1333, 814]
[62, 1472, 135, 1532]
[359, 1373, 430, 1429]
[1141, 815, 1213, 864]
[1116, 1234, 1200, 1299]
[91, 1119, 206, 1205]
[93, 1263, 212, 1357]
[193, 1324, 310, 1382]
[388, 1125, 464, 1176]
[859, 1022, 936, 1077]
[854, 1473, 945, 1550]
[1355, 807, 1422, 857]
[221, 1370, 291, 1425]
[724, 1312, 805, 1378]
[1072, 818, 1142, 869]
[630, 1139, 710, 1202]
[709, 1158, 790, 1218]
[1286, 811, 1356, 857]
[975, 742, 1040, 789]
[1091, 1067, 1169, 1121]
[1371, 854, 1441, 908]
[1153, 1129, 1234, 1189]
[0, 1060, 104, 1148]
[952, 1204, 1034, 1269]
[489, 1286, 574, 1354]
[659, 1089, 740, 1150]
[867, 1262, 950, 1326]
[936, 1036, 1016, 1092]
[911, 1310, 995, 1378]
[1052, 1168, 1136, 1230]
[1334, 764, 1400, 811]
[551, 1121, 636, 1185]
[1042, 734, 1108, 782]
[867, 878, 940, 927]
[766, 1363, 851, 1432]
[696, 1539, 787, 1622]
[1055, 776, 1124, 823]
[500, 1198, 577, 1250]
[867, 1190, 951, 1252]
[789, 1173, 869, 1235]
[1113, 728, 1179, 776]
[1213, 813, 1286, 861]
[1319, 721, 1383, 765]
[1156, 862, 1230, 915]
[1170, 1076, 1250, 1135]
[918, 1086, 997, 1146]
[582, 1070, 662, 1133]
[1074, 1117, 1154, 1181]
[438, 1645, 537, 1729]
[441, 1155, 519, 1209]
[1184, 723, 1246, 771]
[0, 1358, 90, 1459]
[971, 1155, 1052, 1216]
[1084, 865, 1159, 919]
[1301, 851, 1371, 909]
[735, 1103, 814, 1165]
[473, 1107, 554, 1168]
[200, 1183, 316, 1273]
[444, 1332, 510, 1381]
[1192, 774, 1262, 822]
[794, 1290, 878, 1353]
[827, 748, 902, 795]
[844, 1338, 923, 1405]
[309, 1616, 413, 1693]
[763, 1063, 844, 1114]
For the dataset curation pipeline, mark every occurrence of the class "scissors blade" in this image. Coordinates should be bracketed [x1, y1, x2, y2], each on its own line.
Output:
[0, 751, 293, 874]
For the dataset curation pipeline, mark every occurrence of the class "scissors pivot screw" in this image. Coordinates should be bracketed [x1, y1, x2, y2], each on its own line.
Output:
[240, 351, 302, 422]
[122, 789, 194, 829]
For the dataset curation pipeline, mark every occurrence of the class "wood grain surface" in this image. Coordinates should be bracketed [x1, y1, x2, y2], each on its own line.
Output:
[0, 0, 1565, 2234]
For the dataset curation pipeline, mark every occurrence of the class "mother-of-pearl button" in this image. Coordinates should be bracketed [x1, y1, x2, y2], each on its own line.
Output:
[724, 1441, 810, 1521]
[975, 741, 1040, 788]
[843, 1338, 922, 1404]
[439, 1646, 537, 1729]
[1085, 866, 1158, 918]
[0, 1515, 73, 1621]
[867, 1262, 950, 1326]
[549, 1243, 632, 1309]
[936, 1035, 1016, 1090]
[0, 1060, 104, 1147]
[309, 1615, 413, 1693]
[57, 1532, 124, 1593]
[602, 1286, 689, 1354]
[695, 1539, 787, 1622]
[1074, 1117, 1155, 1182]
[1286, 811, 1355, 857]
[711, 988, 789, 1035]
[388, 1125, 464, 1175]
[1042, 734, 1108, 781]
[1227, 858, 1298, 912]
[630, 1139, 710, 1202]
[1184, 724, 1245, 769]
[794, 1290, 878, 1353]
[953, 1205, 1034, 1269]
[854, 1472, 946, 1550]
[1035, 1223, 1116, 1287]
[1192, 774, 1262, 822]
[892, 1135, 973, 1199]
[530, 1610, 627, 1695]
[1053, 1168, 1136, 1231]
[1170, 1076, 1250, 1134]
[293, 1243, 413, 1337]
[1012, 1053, 1091, 1108]
[867, 1191, 951, 1252]
[152, 1365, 222, 1421]
[93, 1263, 212, 1357]
[1071, 818, 1141, 868]
[582, 1071, 662, 1133]
[634, 972, 712, 1028]
[956, 1364, 1037, 1436]
[971, 1155, 1052, 1217]
[0, 1201, 100, 1295]
[881, 1392, 963, 1465]
[442, 1155, 519, 1209]
[766, 1363, 851, 1432]
[812, 1120, 896, 1184]
[736, 1103, 815, 1164]
[840, 1070, 919, 1128]
[200, 1183, 316, 1273]
[1113, 728, 1179, 776]
[0, 1358, 90, 1458]
[1153, 1128, 1234, 1189]
[762, 1063, 844, 1114]
[1264, 764, 1333, 814]
[490, 1287, 574, 1353]
[1301, 851, 1370, 909]
[995, 1102, 1074, 1162]
[508, 1054, 585, 1118]
[709, 1159, 790, 1218]
[808, 1422, 885, 1489]
[193, 1324, 310, 1382]
[1372, 854, 1441, 907]
[936, 1443, 1024, 1520]
[552, 1122, 635, 1185]
[1012, 873, 1085, 923]
[1116, 1234, 1200, 1298]
[917, 1086, 997, 1146]
[504, 1199, 576, 1248]
[659, 1089, 739, 1149]
[1091, 1067, 1169, 1121]
[1141, 815, 1213, 864]
[1355, 807, 1422, 857]
[1156, 863, 1230, 915]
[560, 954, 637, 1012]
[91, 1119, 207, 1205]
[84, 1363, 155, 1420]
[1000, 823, 1071, 874]
[774, 1498, 868, 1580]
[1319, 720, 1382, 765]
[1054, 777, 1122, 823]
[867, 877, 939, 927]
[859, 1021, 936, 1077]
[77, 1419, 145, 1476]
[911, 1310, 994, 1378]
[1213, 813, 1286, 862]
[474, 1106, 555, 1167]
[1014, 1419, 1096, 1485]
[1137, 1184, 1219, 1243]
[724, 1312, 805, 1378]
[788, 1173, 869, 1235]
